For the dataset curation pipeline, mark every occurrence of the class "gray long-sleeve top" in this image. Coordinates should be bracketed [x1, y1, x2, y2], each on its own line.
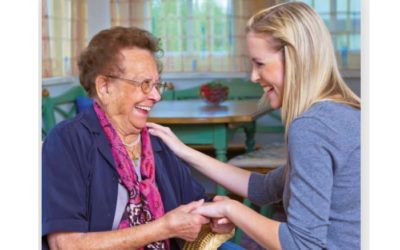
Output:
[249, 101, 360, 250]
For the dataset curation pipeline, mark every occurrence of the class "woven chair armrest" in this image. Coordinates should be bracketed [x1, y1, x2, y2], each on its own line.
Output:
[183, 225, 235, 250]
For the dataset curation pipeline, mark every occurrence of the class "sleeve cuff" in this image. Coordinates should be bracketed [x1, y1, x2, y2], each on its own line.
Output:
[42, 218, 89, 236]
[278, 223, 296, 250]
[248, 172, 267, 204]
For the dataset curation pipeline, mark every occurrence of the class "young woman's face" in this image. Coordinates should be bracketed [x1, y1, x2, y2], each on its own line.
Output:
[246, 31, 285, 109]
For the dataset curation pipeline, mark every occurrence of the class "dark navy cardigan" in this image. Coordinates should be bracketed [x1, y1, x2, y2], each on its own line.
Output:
[42, 106, 207, 249]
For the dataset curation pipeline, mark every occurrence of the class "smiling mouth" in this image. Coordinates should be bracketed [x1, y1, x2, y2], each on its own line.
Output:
[135, 105, 152, 111]
[263, 86, 273, 93]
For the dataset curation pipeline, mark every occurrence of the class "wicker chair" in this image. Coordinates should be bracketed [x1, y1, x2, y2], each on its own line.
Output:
[183, 225, 240, 250]
[227, 142, 287, 244]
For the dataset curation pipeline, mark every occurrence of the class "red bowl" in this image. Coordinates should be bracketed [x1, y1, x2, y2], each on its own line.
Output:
[200, 86, 229, 104]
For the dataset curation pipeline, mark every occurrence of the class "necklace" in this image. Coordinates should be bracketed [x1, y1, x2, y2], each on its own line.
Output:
[123, 134, 141, 148]
[128, 144, 141, 167]
[129, 146, 141, 160]
[125, 139, 141, 161]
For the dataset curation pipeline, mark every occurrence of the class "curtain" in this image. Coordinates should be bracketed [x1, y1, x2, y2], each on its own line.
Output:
[110, 0, 150, 29]
[42, 0, 52, 77]
[71, 0, 88, 75]
[42, 0, 88, 78]
[110, 0, 275, 74]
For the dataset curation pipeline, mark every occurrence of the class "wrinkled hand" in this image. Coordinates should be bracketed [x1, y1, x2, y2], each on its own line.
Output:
[146, 122, 187, 157]
[162, 199, 210, 242]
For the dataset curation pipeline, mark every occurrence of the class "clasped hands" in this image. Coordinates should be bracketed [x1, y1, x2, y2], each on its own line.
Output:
[162, 196, 235, 242]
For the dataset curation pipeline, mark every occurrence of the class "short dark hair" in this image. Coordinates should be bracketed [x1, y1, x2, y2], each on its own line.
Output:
[77, 26, 163, 97]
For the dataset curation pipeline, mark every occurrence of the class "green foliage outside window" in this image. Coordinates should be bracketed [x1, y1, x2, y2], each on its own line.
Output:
[150, 0, 231, 54]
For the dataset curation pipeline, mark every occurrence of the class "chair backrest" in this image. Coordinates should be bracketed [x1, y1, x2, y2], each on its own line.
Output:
[159, 82, 175, 100]
[174, 85, 202, 100]
[220, 79, 263, 100]
[42, 85, 87, 136]
[167, 79, 264, 101]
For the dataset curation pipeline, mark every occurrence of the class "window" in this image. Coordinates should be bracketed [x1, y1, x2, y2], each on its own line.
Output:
[294, 0, 361, 69]
[111, 0, 255, 73]
[151, 0, 233, 71]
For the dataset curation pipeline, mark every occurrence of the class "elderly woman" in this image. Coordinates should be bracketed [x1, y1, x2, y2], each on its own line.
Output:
[42, 26, 231, 250]
[147, 2, 360, 250]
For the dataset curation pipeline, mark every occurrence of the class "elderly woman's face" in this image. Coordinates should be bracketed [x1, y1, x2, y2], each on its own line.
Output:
[105, 48, 161, 134]
[246, 32, 284, 109]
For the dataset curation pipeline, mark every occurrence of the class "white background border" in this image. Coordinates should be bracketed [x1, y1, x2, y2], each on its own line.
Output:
[1, 0, 40, 249]
[369, 0, 400, 248]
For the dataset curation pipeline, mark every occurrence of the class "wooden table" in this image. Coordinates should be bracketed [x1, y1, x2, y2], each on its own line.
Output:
[149, 99, 272, 194]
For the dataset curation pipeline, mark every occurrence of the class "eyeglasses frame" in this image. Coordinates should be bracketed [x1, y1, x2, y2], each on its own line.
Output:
[105, 75, 167, 94]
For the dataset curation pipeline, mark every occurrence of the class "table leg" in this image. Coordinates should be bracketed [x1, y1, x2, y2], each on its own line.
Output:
[215, 148, 227, 162]
[243, 121, 256, 152]
[215, 145, 228, 196]
[213, 125, 229, 195]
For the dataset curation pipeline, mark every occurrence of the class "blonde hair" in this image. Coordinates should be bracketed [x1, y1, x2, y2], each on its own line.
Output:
[247, 2, 360, 138]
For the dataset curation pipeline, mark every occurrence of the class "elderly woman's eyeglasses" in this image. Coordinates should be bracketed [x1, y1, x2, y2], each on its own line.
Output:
[106, 75, 167, 94]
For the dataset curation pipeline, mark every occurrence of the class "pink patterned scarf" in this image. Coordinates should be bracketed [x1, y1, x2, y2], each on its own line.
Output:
[94, 102, 168, 250]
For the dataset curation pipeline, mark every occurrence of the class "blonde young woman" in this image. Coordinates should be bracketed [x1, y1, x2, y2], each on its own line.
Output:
[147, 2, 360, 250]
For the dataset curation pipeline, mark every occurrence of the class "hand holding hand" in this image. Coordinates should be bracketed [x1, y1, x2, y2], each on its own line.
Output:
[192, 195, 233, 218]
[162, 199, 210, 242]
[208, 196, 235, 234]
[209, 217, 235, 234]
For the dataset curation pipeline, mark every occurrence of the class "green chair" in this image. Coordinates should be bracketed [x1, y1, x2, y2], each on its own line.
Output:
[173, 85, 201, 100]
[160, 82, 175, 100]
[220, 79, 263, 100]
[169, 79, 263, 101]
[42, 85, 87, 137]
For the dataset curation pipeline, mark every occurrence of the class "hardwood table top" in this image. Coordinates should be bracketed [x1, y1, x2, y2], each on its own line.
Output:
[148, 99, 272, 124]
